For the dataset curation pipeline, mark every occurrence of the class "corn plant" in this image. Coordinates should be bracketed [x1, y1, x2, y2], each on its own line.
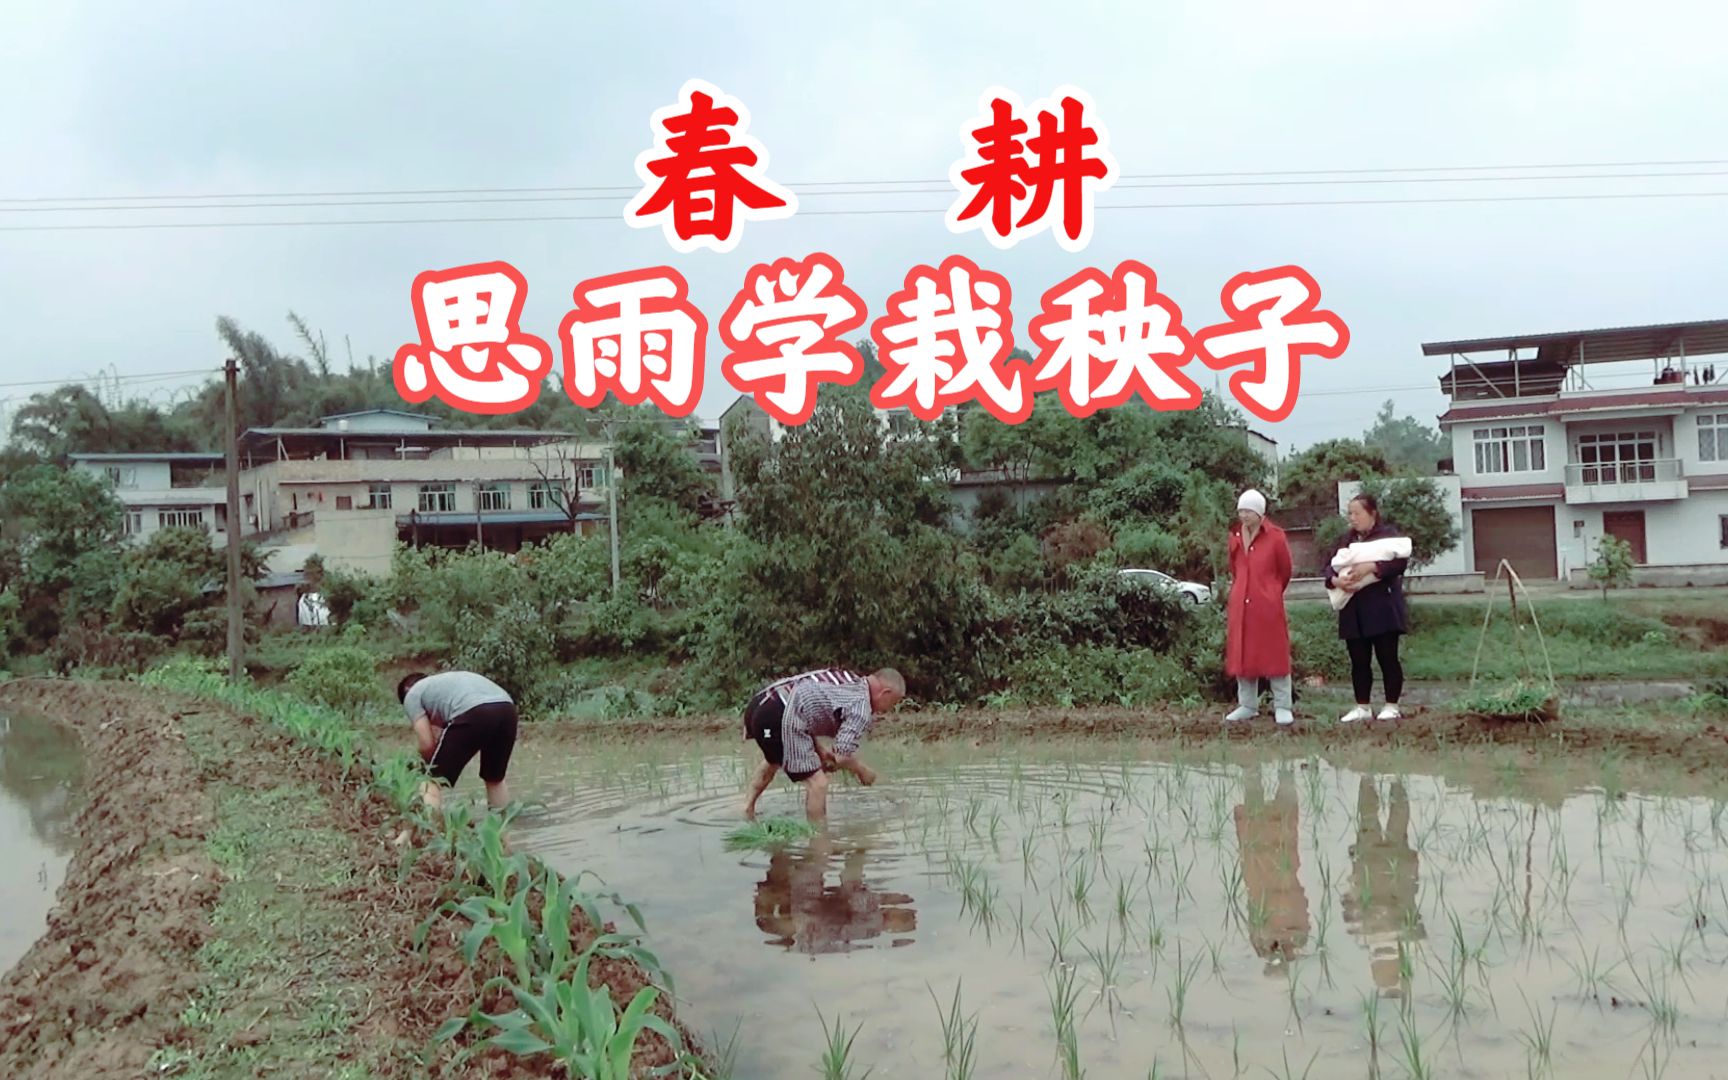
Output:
[441, 938, 683, 1080]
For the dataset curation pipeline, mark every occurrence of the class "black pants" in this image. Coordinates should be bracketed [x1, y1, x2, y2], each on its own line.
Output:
[1346, 633, 1404, 704]
[428, 701, 518, 786]
[744, 687, 817, 782]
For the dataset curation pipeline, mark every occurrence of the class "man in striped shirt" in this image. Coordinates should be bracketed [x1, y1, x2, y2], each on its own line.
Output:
[741, 666, 906, 821]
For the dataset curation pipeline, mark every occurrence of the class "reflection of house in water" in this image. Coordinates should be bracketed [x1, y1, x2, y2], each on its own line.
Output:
[1234, 766, 1310, 972]
[752, 838, 917, 955]
[0, 713, 85, 852]
[1343, 777, 1425, 997]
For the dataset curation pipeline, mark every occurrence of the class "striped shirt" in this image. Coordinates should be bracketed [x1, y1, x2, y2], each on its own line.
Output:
[753, 668, 875, 777]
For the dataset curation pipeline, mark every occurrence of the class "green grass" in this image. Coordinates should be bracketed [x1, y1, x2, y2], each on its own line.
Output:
[1454, 681, 1560, 721]
[723, 816, 819, 851]
[153, 710, 395, 1079]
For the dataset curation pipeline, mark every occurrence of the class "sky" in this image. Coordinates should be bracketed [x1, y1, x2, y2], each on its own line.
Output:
[4, 0, 1728, 453]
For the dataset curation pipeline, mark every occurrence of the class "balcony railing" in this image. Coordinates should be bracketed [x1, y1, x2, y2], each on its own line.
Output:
[1563, 458, 1687, 503]
[1565, 458, 1682, 486]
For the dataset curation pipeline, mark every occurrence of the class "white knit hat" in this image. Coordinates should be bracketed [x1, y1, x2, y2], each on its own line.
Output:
[1237, 489, 1267, 516]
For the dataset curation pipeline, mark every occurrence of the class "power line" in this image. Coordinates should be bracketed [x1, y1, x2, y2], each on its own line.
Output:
[0, 367, 219, 392]
[8, 169, 1728, 214]
[7, 187, 1728, 233]
[5, 157, 1727, 203]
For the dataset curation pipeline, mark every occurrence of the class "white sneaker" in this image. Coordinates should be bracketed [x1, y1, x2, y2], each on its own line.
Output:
[1225, 706, 1258, 723]
[1377, 704, 1403, 721]
[1339, 706, 1372, 724]
[1275, 709, 1294, 726]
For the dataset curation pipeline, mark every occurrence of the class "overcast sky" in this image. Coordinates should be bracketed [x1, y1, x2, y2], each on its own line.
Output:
[4, 1, 1727, 451]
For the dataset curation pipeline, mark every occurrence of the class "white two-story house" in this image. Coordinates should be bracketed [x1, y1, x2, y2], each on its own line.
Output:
[68, 451, 233, 545]
[1428, 318, 1728, 585]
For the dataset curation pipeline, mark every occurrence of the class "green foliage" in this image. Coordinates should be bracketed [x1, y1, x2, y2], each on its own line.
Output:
[1362, 399, 1449, 473]
[1323, 476, 1462, 570]
[284, 639, 384, 717]
[0, 464, 125, 646]
[450, 597, 559, 714]
[1278, 439, 1394, 511]
[110, 526, 265, 648]
[723, 817, 820, 851]
[1588, 535, 1635, 597]
[1454, 681, 1558, 721]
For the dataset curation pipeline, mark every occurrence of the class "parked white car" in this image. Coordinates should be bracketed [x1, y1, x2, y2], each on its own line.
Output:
[1118, 568, 1212, 605]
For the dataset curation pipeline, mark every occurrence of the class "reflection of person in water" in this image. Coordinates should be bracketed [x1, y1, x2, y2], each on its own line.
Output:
[752, 835, 917, 955]
[1343, 777, 1424, 996]
[1234, 766, 1310, 971]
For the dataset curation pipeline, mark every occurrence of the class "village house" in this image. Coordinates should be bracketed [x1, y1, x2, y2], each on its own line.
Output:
[68, 451, 231, 544]
[1428, 318, 1728, 585]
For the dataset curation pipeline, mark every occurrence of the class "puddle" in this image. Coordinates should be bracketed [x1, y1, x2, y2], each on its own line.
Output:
[0, 711, 85, 974]
[511, 740, 1728, 1079]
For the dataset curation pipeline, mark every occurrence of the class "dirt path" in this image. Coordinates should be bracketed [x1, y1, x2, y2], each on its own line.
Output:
[0, 679, 694, 1079]
[540, 701, 1728, 774]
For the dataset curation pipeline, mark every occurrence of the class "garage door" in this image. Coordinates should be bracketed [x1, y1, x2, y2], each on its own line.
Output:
[1472, 505, 1558, 580]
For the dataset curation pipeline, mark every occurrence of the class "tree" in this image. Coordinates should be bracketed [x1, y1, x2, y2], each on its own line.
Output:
[1362, 399, 1449, 473]
[1324, 476, 1461, 570]
[1279, 439, 1395, 511]
[707, 388, 997, 700]
[0, 465, 126, 647]
[111, 526, 265, 646]
[1588, 535, 1635, 599]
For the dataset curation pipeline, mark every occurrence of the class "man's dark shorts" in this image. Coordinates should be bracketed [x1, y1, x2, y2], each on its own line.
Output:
[428, 701, 518, 786]
[745, 686, 818, 782]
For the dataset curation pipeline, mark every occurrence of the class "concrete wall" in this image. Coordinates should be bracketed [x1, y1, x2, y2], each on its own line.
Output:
[1565, 488, 1728, 569]
[1449, 417, 1563, 489]
[1567, 563, 1728, 588]
[313, 509, 396, 577]
[1678, 404, 1728, 479]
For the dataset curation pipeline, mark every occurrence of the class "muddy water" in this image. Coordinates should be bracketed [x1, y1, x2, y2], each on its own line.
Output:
[513, 740, 1728, 1079]
[0, 711, 84, 974]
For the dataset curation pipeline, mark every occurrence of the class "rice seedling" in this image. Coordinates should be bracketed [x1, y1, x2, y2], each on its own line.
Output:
[723, 817, 818, 851]
[1046, 964, 1086, 1080]
[1361, 988, 1383, 1067]
[1396, 1010, 1432, 1080]
[1514, 990, 1557, 1079]
[1167, 941, 1201, 1030]
[1082, 930, 1127, 1019]
[1045, 898, 1076, 966]
[1070, 860, 1095, 923]
[1265, 1045, 1322, 1080]
[1559, 937, 1619, 1001]
[930, 980, 980, 1080]
[1628, 959, 1681, 1037]
[815, 1008, 872, 1080]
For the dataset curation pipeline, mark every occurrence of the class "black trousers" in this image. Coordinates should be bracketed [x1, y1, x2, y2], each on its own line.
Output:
[1346, 633, 1404, 704]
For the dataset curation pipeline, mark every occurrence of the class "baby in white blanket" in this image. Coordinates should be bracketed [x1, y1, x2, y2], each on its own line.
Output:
[1327, 536, 1414, 611]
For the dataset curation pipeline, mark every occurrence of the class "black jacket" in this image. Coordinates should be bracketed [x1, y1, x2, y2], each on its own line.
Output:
[1323, 521, 1410, 640]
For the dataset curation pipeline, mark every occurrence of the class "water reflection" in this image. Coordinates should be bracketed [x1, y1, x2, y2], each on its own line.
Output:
[752, 835, 917, 955]
[1234, 766, 1310, 971]
[1343, 777, 1425, 996]
[0, 711, 84, 851]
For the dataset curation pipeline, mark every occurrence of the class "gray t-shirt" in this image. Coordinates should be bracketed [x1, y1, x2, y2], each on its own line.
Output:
[403, 671, 513, 727]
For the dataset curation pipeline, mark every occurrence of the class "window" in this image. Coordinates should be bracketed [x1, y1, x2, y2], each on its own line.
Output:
[104, 465, 138, 489]
[1576, 430, 1661, 484]
[528, 482, 559, 510]
[1472, 425, 1546, 474]
[367, 483, 392, 510]
[418, 483, 456, 512]
[1701, 413, 1728, 462]
[158, 509, 204, 529]
[478, 483, 511, 512]
[1721, 515, 1728, 550]
[335, 495, 354, 511]
[124, 511, 143, 536]
[578, 465, 599, 489]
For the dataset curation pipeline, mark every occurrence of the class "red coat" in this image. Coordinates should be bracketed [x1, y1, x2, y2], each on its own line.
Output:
[1225, 520, 1293, 678]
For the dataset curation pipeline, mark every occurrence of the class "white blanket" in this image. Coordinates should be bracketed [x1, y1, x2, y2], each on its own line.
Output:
[1327, 536, 1413, 611]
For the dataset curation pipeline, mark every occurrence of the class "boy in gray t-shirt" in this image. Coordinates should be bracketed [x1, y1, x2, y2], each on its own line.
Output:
[397, 670, 518, 809]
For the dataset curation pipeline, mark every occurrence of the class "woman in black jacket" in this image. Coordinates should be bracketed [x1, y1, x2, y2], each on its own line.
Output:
[1323, 493, 1410, 723]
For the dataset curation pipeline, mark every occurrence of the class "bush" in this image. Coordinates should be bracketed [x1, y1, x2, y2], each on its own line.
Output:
[284, 640, 384, 717]
[450, 597, 558, 715]
[44, 616, 164, 675]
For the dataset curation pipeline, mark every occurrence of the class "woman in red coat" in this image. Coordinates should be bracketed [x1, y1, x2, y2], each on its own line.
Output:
[1225, 489, 1295, 725]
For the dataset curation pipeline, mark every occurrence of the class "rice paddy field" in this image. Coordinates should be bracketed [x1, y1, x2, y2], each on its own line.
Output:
[509, 735, 1728, 1080]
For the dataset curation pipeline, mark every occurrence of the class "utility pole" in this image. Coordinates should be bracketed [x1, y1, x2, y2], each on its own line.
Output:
[223, 358, 243, 685]
[605, 427, 621, 595]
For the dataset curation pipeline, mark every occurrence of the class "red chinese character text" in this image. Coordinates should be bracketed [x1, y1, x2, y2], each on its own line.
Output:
[393, 261, 551, 415]
[946, 86, 1117, 252]
[870, 255, 1028, 423]
[1028, 261, 1200, 418]
[1195, 266, 1350, 424]
[625, 79, 796, 254]
[558, 267, 707, 418]
[719, 253, 867, 426]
